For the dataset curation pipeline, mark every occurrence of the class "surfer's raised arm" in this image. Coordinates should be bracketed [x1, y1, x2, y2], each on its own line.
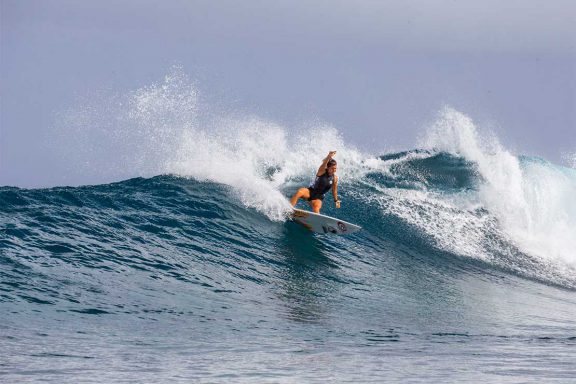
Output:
[317, 151, 337, 176]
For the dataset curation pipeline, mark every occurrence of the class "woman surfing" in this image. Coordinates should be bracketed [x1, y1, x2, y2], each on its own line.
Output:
[290, 151, 341, 213]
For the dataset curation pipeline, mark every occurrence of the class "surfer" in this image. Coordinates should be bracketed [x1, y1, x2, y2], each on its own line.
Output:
[290, 151, 341, 213]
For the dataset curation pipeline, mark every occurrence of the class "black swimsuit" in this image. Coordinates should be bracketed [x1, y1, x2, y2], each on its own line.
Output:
[307, 172, 334, 201]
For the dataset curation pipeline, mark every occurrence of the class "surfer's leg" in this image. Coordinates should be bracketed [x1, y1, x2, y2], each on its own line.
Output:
[309, 199, 322, 213]
[290, 188, 311, 206]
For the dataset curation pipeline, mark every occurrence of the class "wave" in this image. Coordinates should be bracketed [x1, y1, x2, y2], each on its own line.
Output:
[4, 71, 573, 310]
[2, 147, 575, 302]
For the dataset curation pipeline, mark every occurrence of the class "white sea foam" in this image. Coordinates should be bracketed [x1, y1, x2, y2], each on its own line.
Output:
[121, 69, 369, 221]
[419, 107, 576, 269]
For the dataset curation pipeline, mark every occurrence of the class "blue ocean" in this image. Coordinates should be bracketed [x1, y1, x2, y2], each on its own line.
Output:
[2, 77, 576, 382]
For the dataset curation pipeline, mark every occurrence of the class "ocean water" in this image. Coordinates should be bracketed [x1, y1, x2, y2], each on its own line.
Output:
[2, 76, 576, 382]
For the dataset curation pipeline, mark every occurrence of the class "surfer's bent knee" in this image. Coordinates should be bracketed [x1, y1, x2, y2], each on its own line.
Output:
[290, 187, 310, 206]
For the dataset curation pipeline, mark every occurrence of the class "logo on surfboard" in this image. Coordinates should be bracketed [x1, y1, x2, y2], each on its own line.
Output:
[322, 225, 338, 234]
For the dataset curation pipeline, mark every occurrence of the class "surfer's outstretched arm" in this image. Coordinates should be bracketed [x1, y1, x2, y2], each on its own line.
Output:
[317, 151, 336, 176]
[333, 175, 341, 208]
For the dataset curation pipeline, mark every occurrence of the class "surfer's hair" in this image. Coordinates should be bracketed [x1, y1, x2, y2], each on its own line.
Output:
[327, 159, 337, 167]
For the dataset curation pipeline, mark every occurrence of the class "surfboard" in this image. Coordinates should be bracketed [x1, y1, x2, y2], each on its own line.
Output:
[292, 208, 361, 235]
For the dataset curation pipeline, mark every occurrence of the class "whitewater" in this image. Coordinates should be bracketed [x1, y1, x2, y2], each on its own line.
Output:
[1, 72, 575, 383]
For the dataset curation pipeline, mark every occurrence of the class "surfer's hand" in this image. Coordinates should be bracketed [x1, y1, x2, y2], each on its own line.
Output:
[328, 151, 336, 159]
[335, 200, 341, 209]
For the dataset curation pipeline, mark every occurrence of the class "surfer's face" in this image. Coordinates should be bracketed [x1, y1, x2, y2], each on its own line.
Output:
[328, 165, 337, 175]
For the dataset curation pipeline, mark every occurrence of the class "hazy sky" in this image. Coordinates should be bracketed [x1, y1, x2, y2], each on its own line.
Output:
[1, 0, 575, 187]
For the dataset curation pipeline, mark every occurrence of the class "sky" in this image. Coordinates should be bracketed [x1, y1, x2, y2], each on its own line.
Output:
[1, 0, 575, 187]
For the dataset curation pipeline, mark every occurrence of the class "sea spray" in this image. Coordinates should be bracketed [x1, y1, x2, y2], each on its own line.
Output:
[55, 68, 367, 221]
[562, 151, 576, 169]
[54, 69, 199, 183]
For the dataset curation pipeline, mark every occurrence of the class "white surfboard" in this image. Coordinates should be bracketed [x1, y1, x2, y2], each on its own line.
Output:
[292, 208, 362, 235]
